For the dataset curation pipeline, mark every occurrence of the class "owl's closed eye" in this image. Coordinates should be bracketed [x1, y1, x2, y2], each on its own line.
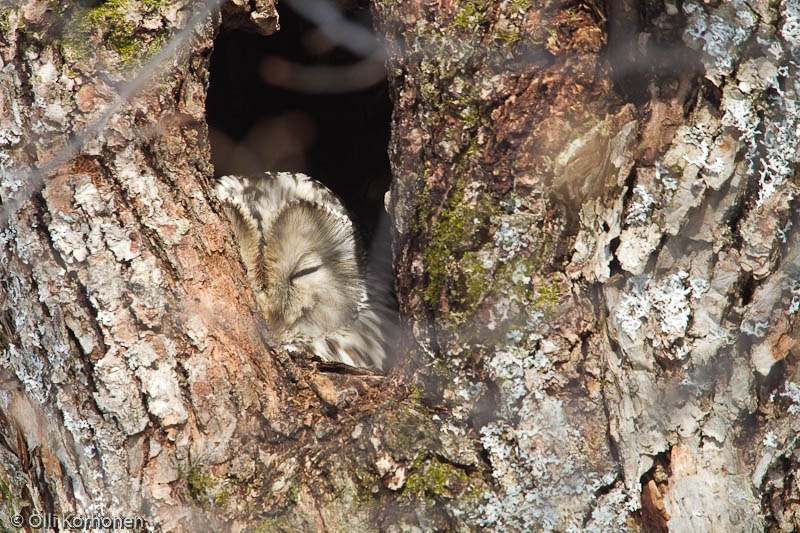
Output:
[215, 171, 396, 370]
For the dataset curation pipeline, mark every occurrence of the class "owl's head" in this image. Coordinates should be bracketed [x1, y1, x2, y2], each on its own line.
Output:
[259, 200, 365, 339]
[215, 172, 367, 341]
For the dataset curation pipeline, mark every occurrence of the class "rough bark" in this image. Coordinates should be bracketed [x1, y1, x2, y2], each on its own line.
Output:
[376, 0, 799, 530]
[0, 0, 305, 530]
[0, 0, 798, 532]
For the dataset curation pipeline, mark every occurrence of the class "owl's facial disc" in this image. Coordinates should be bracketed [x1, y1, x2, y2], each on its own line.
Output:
[259, 203, 364, 340]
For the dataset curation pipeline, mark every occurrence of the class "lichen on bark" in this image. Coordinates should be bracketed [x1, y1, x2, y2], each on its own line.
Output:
[377, 0, 800, 529]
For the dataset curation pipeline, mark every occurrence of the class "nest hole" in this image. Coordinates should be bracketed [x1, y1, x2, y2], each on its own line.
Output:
[206, 1, 392, 243]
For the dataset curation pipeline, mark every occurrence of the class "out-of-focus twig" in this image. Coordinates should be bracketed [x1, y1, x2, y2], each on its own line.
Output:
[260, 51, 387, 93]
[283, 0, 385, 59]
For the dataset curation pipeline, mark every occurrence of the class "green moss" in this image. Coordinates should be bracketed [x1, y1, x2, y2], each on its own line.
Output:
[534, 274, 563, 317]
[88, 0, 139, 61]
[188, 469, 217, 499]
[286, 485, 299, 505]
[61, 0, 167, 67]
[351, 463, 383, 504]
[566, 9, 584, 23]
[453, 0, 488, 30]
[407, 384, 425, 404]
[545, 28, 560, 52]
[418, 178, 564, 336]
[383, 407, 436, 458]
[0, 480, 12, 505]
[46, 0, 63, 13]
[598, 120, 613, 136]
[418, 357, 467, 408]
[510, 0, 531, 12]
[187, 468, 232, 510]
[460, 252, 491, 308]
[458, 104, 482, 124]
[214, 487, 231, 507]
[404, 456, 471, 503]
[0, 11, 11, 35]
[432, 358, 455, 381]
[255, 517, 293, 533]
[496, 29, 522, 45]
[421, 182, 497, 315]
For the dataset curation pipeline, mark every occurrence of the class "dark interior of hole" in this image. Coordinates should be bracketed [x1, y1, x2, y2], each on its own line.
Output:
[206, 2, 392, 243]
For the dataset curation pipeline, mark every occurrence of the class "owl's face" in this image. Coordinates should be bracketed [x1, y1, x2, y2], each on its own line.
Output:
[257, 202, 365, 340]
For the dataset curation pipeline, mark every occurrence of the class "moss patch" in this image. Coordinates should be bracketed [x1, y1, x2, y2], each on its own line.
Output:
[404, 456, 471, 502]
[534, 274, 563, 318]
[0, 11, 12, 36]
[0, 479, 12, 505]
[453, 0, 491, 31]
[188, 468, 231, 509]
[254, 517, 293, 532]
[421, 182, 497, 316]
[60, 0, 167, 67]
[422, 187, 563, 337]
[382, 407, 438, 460]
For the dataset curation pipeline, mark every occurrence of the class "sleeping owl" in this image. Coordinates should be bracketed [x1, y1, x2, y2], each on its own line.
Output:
[215, 172, 396, 371]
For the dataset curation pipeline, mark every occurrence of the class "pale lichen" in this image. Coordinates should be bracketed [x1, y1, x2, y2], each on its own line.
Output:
[781, 382, 800, 415]
[683, 0, 756, 85]
[475, 398, 625, 531]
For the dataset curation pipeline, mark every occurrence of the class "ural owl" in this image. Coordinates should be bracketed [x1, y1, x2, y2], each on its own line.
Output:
[215, 172, 396, 371]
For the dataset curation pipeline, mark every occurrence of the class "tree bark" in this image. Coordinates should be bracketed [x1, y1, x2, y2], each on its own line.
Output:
[0, 0, 798, 532]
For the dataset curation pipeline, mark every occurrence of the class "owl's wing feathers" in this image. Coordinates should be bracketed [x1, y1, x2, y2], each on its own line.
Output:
[215, 174, 267, 284]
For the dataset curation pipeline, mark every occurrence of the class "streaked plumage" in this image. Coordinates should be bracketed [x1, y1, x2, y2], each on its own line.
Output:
[215, 172, 395, 370]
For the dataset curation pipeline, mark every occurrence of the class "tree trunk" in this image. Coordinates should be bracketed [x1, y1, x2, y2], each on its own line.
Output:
[1, 0, 799, 532]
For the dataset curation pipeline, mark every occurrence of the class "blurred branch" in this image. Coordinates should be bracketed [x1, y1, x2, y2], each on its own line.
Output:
[260, 51, 386, 93]
[284, 0, 385, 59]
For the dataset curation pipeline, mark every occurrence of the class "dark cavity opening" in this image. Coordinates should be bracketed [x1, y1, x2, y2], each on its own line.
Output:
[605, 0, 702, 105]
[206, 1, 392, 243]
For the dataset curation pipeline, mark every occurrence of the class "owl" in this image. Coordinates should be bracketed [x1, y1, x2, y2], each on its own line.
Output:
[215, 171, 396, 371]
